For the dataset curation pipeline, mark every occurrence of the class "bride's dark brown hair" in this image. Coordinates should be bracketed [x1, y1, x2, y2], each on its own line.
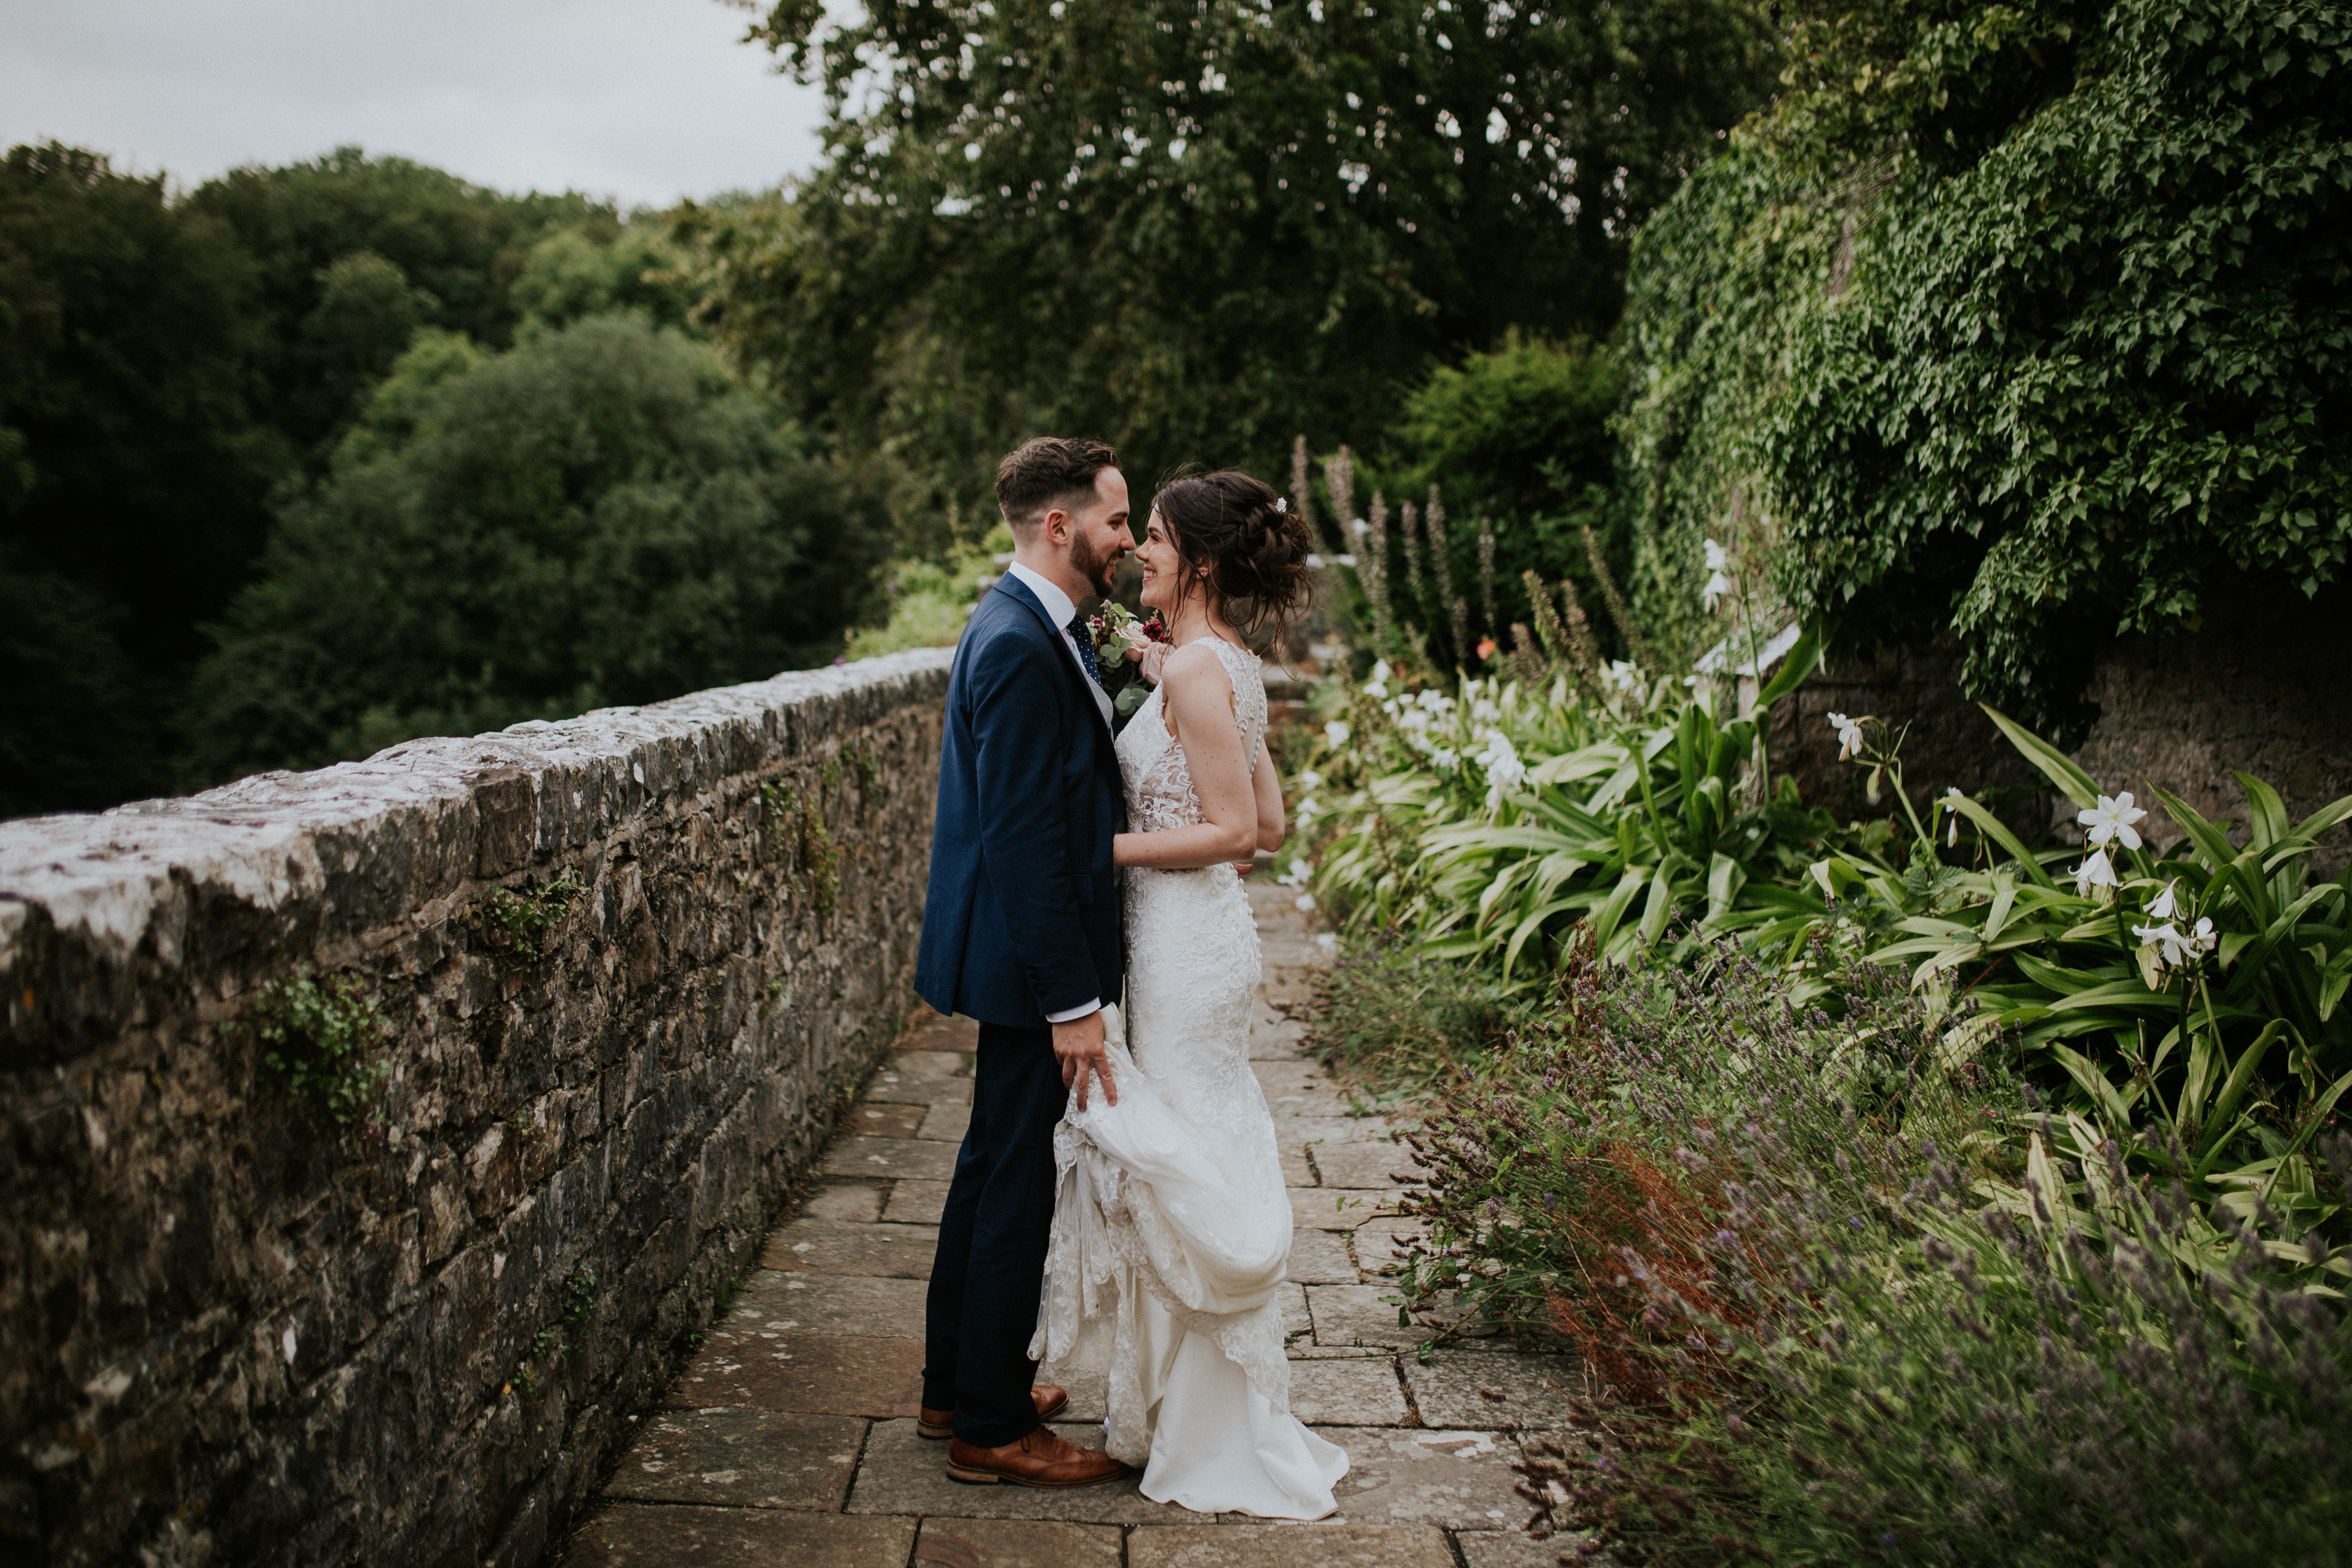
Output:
[1149, 469, 1315, 649]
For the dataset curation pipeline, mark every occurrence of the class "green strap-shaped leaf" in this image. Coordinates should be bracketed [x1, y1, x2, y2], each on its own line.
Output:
[1981, 703, 2102, 809]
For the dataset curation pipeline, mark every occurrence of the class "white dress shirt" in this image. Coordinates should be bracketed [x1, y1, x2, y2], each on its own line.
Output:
[1002, 559, 1108, 1025]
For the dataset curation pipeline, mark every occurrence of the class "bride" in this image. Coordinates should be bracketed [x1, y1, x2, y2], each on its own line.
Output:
[1029, 469, 1349, 1518]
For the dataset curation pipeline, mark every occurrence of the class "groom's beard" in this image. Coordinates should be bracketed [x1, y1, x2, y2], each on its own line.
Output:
[1068, 532, 1119, 600]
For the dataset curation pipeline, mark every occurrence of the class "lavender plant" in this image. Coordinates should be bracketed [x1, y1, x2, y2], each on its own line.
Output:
[1463, 949, 2352, 1566]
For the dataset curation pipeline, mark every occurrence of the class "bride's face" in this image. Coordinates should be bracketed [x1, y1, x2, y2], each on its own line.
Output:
[1135, 509, 1188, 614]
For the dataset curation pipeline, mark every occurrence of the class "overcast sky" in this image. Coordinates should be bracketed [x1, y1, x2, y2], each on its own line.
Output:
[1, 0, 833, 208]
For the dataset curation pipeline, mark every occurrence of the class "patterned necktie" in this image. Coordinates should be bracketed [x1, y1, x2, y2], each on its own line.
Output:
[1065, 613, 1103, 689]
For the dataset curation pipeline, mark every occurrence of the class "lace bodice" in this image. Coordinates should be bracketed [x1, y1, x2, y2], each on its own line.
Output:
[1117, 638, 1268, 834]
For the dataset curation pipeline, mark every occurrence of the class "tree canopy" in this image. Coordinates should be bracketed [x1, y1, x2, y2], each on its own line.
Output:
[686, 0, 1777, 539]
[188, 314, 890, 783]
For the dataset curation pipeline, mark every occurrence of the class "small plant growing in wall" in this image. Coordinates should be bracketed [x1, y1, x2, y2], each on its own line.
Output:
[760, 779, 840, 917]
[467, 873, 583, 965]
[507, 1265, 599, 1400]
[251, 969, 392, 1131]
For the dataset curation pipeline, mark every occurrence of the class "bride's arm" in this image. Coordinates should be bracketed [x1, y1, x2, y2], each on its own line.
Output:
[1113, 644, 1257, 869]
[1251, 738, 1284, 854]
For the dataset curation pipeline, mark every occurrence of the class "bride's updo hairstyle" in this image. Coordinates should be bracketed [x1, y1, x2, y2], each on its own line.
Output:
[1150, 470, 1315, 649]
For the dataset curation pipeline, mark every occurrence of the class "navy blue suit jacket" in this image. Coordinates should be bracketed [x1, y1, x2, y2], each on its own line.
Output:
[914, 575, 1126, 1028]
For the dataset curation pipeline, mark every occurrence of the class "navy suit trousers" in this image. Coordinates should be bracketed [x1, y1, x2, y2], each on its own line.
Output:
[921, 1020, 1066, 1447]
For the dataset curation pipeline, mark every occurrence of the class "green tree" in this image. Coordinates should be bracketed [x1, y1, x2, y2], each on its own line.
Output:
[0, 142, 269, 811]
[187, 146, 606, 452]
[510, 218, 698, 340]
[187, 314, 891, 784]
[687, 0, 1777, 544]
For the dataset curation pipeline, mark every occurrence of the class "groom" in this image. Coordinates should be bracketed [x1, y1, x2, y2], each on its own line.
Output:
[912, 437, 1133, 1488]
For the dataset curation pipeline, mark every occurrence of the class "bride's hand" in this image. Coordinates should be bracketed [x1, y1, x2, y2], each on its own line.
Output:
[1138, 642, 1171, 685]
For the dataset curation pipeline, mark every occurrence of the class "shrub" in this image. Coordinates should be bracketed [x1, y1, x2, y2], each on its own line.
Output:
[1301, 928, 1535, 1089]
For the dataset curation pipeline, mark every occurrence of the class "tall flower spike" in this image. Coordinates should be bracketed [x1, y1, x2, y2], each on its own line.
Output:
[2078, 791, 2147, 850]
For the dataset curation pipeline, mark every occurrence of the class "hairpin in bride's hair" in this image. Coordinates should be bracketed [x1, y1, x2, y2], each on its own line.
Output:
[1274, 497, 1287, 512]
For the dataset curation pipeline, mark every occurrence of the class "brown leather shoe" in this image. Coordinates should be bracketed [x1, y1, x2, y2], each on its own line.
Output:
[945, 1424, 1127, 1488]
[918, 1385, 1069, 1440]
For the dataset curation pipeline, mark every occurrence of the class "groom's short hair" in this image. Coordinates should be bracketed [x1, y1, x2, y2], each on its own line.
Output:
[997, 437, 1119, 538]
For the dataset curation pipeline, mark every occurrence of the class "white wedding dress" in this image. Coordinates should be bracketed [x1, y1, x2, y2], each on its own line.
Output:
[1030, 636, 1348, 1519]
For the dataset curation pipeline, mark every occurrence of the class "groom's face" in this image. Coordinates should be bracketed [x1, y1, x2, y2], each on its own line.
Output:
[1061, 467, 1133, 599]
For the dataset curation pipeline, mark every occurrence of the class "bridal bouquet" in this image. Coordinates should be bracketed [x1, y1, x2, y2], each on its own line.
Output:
[1088, 601, 1169, 719]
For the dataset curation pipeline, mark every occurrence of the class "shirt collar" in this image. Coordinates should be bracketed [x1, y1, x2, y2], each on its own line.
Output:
[1004, 559, 1079, 632]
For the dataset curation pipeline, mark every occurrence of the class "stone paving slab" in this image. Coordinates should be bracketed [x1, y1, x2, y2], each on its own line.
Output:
[1456, 1530, 1574, 1567]
[1404, 1352, 1582, 1431]
[866, 1053, 976, 1106]
[822, 1135, 961, 1181]
[1132, 1523, 1455, 1567]
[1310, 1142, 1428, 1190]
[1292, 1189, 1408, 1232]
[918, 1101, 973, 1142]
[914, 1518, 1124, 1568]
[602, 1408, 865, 1511]
[1251, 1059, 1345, 1100]
[848, 1101, 929, 1138]
[1321, 1427, 1527, 1529]
[1285, 1228, 1358, 1285]
[671, 1330, 925, 1417]
[1306, 1285, 1421, 1349]
[761, 1218, 940, 1277]
[846, 1421, 1178, 1525]
[882, 1178, 954, 1225]
[1283, 1117, 1404, 1145]
[803, 1183, 886, 1223]
[1287, 1359, 1408, 1426]
[1277, 1142, 1317, 1186]
[1350, 1222, 1428, 1275]
[729, 1270, 931, 1337]
[562, 1505, 916, 1567]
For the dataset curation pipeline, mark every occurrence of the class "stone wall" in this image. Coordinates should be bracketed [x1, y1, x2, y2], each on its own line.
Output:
[1767, 608, 2352, 872]
[0, 648, 956, 1568]
[2073, 602, 2352, 873]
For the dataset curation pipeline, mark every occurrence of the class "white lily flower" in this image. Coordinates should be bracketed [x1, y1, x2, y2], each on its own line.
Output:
[1315, 932, 1339, 955]
[2072, 847, 2119, 900]
[1705, 538, 1729, 573]
[1324, 720, 1350, 747]
[2189, 915, 2217, 955]
[1294, 893, 1317, 913]
[1363, 658, 1391, 698]
[1429, 746, 1460, 770]
[1945, 788, 1964, 847]
[2147, 878, 2180, 920]
[1477, 731, 1527, 807]
[2077, 792, 2147, 850]
[1828, 712, 1866, 761]
[1703, 569, 1733, 611]
[2132, 920, 2206, 970]
[1397, 706, 1430, 732]
[1299, 769, 1322, 790]
[1415, 688, 1451, 713]
[1604, 660, 1642, 694]
[1471, 698, 1500, 722]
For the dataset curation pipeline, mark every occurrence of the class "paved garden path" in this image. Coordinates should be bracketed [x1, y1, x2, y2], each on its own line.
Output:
[559, 884, 1579, 1568]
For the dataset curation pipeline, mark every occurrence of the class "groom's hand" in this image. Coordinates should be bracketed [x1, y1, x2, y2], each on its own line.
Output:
[1053, 1010, 1117, 1110]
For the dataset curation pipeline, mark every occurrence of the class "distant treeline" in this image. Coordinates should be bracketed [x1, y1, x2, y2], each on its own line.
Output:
[0, 144, 885, 817]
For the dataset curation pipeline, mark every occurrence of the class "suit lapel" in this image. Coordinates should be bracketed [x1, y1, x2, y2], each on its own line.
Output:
[992, 577, 1117, 750]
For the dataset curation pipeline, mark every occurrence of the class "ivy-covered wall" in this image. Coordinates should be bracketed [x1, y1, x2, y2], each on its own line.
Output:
[0, 648, 954, 1568]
